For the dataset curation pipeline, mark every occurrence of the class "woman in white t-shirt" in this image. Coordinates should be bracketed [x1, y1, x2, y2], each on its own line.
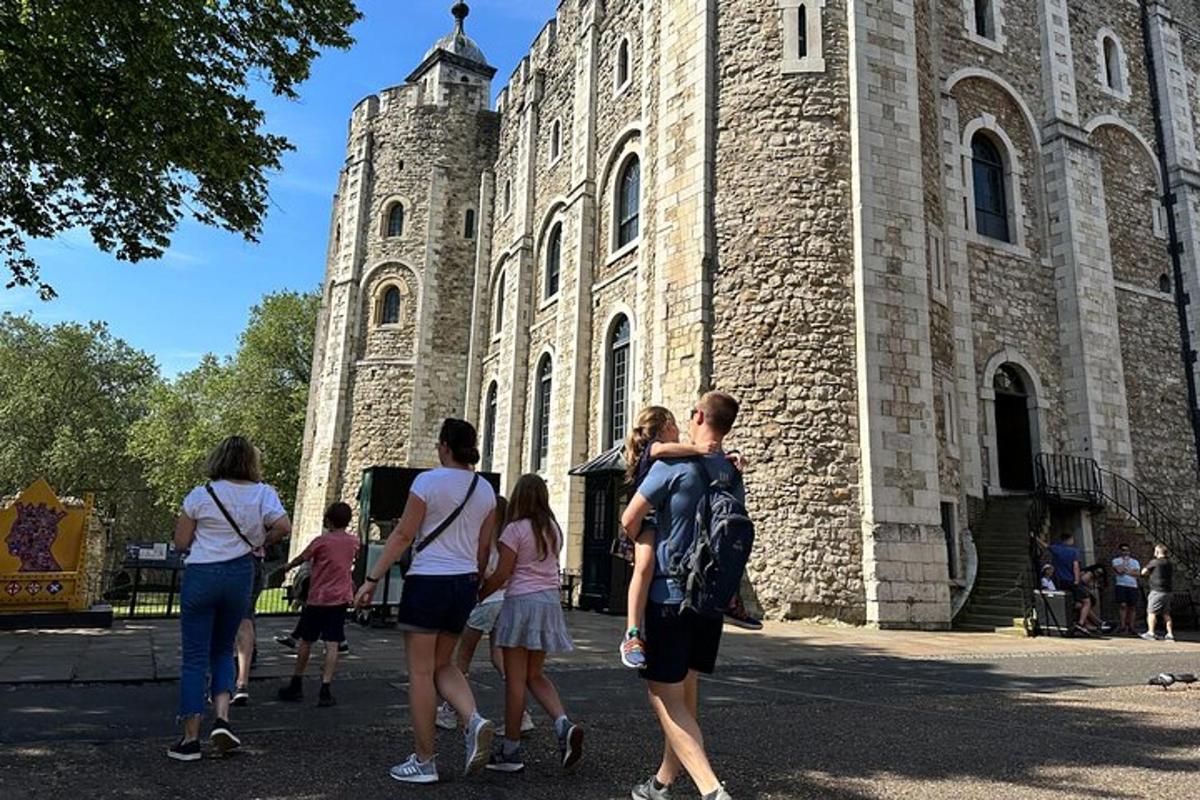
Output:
[355, 419, 498, 785]
[167, 437, 291, 762]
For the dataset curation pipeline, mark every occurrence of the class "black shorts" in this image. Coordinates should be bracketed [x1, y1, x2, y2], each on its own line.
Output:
[296, 604, 347, 643]
[639, 602, 723, 684]
[1114, 586, 1140, 607]
[396, 573, 479, 635]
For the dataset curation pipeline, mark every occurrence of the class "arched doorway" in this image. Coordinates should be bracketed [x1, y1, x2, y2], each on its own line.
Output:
[993, 364, 1035, 490]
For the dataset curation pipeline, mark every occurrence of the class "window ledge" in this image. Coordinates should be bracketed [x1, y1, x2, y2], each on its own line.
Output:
[607, 239, 639, 266]
[614, 79, 632, 98]
[1099, 85, 1131, 103]
[965, 31, 1005, 54]
[376, 323, 405, 330]
[549, 153, 564, 169]
[782, 57, 826, 74]
[968, 232, 1029, 260]
[538, 294, 560, 313]
[491, 333, 502, 345]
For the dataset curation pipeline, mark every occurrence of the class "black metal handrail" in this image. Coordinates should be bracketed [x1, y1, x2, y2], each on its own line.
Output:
[1033, 452, 1200, 579]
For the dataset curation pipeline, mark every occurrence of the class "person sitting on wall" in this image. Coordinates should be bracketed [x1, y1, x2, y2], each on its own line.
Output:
[1039, 564, 1057, 592]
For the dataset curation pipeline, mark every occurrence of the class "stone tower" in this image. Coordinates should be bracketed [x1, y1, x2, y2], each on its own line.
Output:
[292, 3, 500, 549]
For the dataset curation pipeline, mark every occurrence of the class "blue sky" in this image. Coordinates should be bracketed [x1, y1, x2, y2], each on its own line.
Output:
[6, 0, 559, 376]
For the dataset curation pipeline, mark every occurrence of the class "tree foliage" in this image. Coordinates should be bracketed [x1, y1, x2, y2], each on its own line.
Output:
[129, 289, 319, 515]
[0, 0, 360, 296]
[0, 314, 165, 541]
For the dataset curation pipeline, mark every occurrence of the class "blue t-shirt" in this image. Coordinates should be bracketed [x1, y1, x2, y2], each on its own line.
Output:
[1048, 542, 1079, 586]
[637, 452, 744, 604]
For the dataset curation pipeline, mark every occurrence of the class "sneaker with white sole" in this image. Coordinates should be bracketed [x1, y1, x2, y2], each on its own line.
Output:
[520, 709, 535, 733]
[1140, 632, 1160, 641]
[390, 754, 438, 784]
[436, 702, 458, 731]
[558, 721, 584, 770]
[631, 776, 672, 800]
[620, 629, 647, 669]
[209, 719, 241, 755]
[232, 685, 250, 706]
[485, 745, 526, 773]
[464, 715, 495, 775]
[166, 738, 201, 762]
[1164, 633, 1176, 642]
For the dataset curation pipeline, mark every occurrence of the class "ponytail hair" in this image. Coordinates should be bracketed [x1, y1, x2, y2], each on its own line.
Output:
[506, 474, 559, 561]
[624, 406, 674, 485]
[439, 418, 481, 466]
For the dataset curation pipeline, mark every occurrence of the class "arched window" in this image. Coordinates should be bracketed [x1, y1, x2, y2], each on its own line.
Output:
[545, 223, 562, 298]
[533, 355, 552, 472]
[1103, 37, 1122, 92]
[551, 120, 562, 162]
[798, 4, 808, 58]
[482, 382, 498, 472]
[606, 315, 631, 448]
[617, 156, 641, 248]
[493, 270, 505, 335]
[616, 39, 631, 89]
[503, 180, 512, 215]
[971, 133, 1010, 242]
[464, 208, 476, 240]
[381, 286, 401, 325]
[386, 203, 405, 238]
[974, 0, 993, 40]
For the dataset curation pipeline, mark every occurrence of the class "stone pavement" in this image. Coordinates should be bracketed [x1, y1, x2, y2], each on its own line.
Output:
[2, 614, 1199, 799]
[1, 611, 1195, 684]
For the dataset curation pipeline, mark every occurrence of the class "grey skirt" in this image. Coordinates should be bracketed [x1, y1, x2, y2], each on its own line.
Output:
[493, 590, 575, 653]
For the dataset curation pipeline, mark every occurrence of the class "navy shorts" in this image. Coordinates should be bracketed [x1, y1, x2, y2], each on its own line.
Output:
[396, 573, 479, 635]
[1114, 586, 1140, 607]
[640, 602, 723, 685]
[296, 604, 347, 643]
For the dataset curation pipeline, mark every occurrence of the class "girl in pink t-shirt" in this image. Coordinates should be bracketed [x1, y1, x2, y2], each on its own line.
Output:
[479, 474, 582, 774]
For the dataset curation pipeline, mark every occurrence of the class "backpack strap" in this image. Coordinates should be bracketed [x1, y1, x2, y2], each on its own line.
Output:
[413, 473, 482, 554]
[205, 482, 256, 552]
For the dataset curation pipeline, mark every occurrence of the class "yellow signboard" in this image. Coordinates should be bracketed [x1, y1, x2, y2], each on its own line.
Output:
[0, 479, 94, 612]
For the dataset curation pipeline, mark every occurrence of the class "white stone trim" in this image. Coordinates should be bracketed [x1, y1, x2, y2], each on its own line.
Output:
[1095, 28, 1131, 102]
[928, 225, 947, 305]
[614, 35, 633, 96]
[945, 69, 1040, 141]
[963, 0, 1006, 53]
[980, 349, 1050, 490]
[1115, 279, 1175, 302]
[377, 194, 413, 239]
[1084, 115, 1168, 238]
[961, 115, 1027, 251]
[535, 200, 569, 302]
[778, 0, 826, 74]
[528, 347, 557, 473]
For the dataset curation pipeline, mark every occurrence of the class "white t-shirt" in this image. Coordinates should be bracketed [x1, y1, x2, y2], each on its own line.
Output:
[1112, 556, 1141, 588]
[480, 546, 506, 605]
[408, 468, 496, 577]
[181, 481, 287, 565]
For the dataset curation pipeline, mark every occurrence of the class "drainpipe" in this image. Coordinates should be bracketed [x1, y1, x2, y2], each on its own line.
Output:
[1138, 0, 1200, 475]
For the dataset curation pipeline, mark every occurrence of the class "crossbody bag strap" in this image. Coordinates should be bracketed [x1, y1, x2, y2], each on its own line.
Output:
[414, 473, 482, 554]
[205, 482, 256, 551]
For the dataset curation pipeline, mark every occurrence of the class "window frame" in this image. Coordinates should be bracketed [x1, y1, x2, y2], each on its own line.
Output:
[605, 315, 632, 449]
[615, 37, 632, 95]
[464, 208, 477, 240]
[545, 222, 562, 300]
[482, 381, 498, 472]
[778, 0, 826, 74]
[385, 202, 405, 238]
[493, 269, 506, 337]
[615, 155, 641, 250]
[532, 354, 553, 473]
[1096, 30, 1130, 102]
[380, 285, 402, 326]
[963, 0, 1005, 52]
[971, 131, 1011, 244]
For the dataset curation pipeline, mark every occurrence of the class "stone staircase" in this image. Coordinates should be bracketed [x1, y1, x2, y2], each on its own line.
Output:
[956, 495, 1034, 632]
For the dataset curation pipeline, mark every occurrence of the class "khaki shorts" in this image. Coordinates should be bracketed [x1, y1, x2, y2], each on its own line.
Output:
[466, 599, 503, 633]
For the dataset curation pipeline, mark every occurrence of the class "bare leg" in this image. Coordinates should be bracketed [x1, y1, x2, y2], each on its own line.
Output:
[456, 626, 484, 677]
[405, 632, 440, 761]
[647, 673, 720, 796]
[525, 650, 565, 722]
[502, 646, 529, 742]
[235, 618, 254, 687]
[321, 643, 340, 683]
[183, 716, 202, 741]
[626, 532, 655, 634]
[489, 632, 504, 676]
[295, 640, 312, 676]
[654, 671, 698, 786]
[1076, 598, 1091, 628]
[433, 632, 479, 728]
[1146, 610, 1158, 635]
[1164, 613, 1174, 637]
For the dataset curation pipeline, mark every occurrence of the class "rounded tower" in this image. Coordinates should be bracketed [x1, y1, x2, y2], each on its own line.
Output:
[293, 3, 500, 549]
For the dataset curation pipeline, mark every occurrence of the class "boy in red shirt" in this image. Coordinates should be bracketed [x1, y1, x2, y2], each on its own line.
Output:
[277, 502, 359, 707]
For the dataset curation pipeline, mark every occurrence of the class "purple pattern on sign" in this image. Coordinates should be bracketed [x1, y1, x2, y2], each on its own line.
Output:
[6, 502, 67, 572]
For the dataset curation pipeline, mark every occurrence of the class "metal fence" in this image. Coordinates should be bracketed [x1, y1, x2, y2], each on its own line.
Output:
[102, 564, 295, 619]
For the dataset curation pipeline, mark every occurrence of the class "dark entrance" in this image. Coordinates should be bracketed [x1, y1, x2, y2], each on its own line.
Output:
[993, 365, 1034, 490]
[568, 447, 631, 614]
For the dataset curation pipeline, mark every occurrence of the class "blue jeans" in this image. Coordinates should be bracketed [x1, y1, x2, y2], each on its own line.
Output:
[179, 555, 253, 717]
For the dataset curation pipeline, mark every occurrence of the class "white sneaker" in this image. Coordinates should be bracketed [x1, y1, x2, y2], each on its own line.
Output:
[464, 715, 495, 775]
[436, 702, 458, 731]
[520, 709, 535, 733]
[1164, 633, 1176, 642]
[389, 754, 438, 784]
[1140, 632, 1158, 641]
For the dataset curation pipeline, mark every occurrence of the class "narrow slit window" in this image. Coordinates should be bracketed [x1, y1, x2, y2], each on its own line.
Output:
[617, 39, 630, 89]
[482, 382, 498, 472]
[545, 223, 562, 299]
[1103, 37, 1122, 93]
[494, 271, 505, 334]
[974, 0, 993, 40]
[533, 355, 552, 472]
[464, 208, 476, 240]
[617, 156, 641, 248]
[798, 5, 808, 58]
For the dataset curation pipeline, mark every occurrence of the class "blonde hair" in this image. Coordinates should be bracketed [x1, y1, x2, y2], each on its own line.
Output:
[506, 474, 559, 561]
[624, 405, 674, 485]
[205, 436, 262, 483]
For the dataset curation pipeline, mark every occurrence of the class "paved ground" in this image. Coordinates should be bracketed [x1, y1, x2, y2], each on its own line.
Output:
[1, 614, 1199, 799]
